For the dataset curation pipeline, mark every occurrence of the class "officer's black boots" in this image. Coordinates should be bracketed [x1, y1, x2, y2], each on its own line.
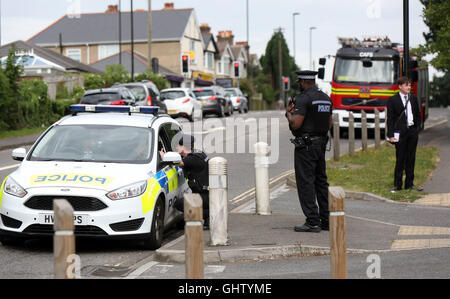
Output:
[294, 223, 321, 233]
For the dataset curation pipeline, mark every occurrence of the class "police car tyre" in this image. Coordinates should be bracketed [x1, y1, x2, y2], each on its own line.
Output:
[142, 197, 165, 250]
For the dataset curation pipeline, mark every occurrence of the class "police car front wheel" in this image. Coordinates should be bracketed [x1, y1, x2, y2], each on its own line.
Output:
[142, 197, 165, 250]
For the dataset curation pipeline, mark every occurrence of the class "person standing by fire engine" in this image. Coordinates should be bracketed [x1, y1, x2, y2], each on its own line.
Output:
[285, 71, 333, 233]
[387, 76, 423, 192]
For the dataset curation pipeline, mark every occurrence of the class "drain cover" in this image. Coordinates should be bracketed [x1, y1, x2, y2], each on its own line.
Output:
[84, 265, 132, 278]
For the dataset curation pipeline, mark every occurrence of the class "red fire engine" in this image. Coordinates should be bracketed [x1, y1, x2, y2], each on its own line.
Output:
[319, 36, 429, 137]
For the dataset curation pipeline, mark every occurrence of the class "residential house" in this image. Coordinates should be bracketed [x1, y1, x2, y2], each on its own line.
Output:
[0, 40, 102, 99]
[27, 3, 215, 87]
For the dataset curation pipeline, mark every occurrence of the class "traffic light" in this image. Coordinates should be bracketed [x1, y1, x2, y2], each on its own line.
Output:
[233, 61, 240, 78]
[181, 54, 190, 74]
[283, 77, 290, 91]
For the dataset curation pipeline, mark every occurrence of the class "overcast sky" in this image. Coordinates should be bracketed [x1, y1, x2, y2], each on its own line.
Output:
[1, 0, 434, 74]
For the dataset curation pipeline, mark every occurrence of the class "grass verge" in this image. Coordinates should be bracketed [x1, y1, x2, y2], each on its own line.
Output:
[0, 127, 46, 140]
[326, 144, 439, 202]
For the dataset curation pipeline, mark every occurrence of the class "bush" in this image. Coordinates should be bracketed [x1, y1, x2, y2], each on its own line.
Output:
[104, 64, 130, 87]
[83, 73, 105, 90]
[72, 85, 85, 103]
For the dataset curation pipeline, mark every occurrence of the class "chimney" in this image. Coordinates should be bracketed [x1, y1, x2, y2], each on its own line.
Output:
[200, 24, 211, 34]
[105, 5, 119, 13]
[217, 30, 235, 45]
[163, 3, 174, 10]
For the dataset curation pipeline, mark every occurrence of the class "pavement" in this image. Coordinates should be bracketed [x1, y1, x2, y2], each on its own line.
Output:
[155, 120, 450, 264]
[0, 110, 448, 269]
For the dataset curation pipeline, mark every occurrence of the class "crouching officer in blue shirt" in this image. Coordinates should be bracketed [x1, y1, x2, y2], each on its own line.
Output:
[285, 70, 333, 233]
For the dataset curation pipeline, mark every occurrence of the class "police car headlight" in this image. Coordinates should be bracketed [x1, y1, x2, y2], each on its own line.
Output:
[106, 181, 147, 200]
[4, 177, 27, 198]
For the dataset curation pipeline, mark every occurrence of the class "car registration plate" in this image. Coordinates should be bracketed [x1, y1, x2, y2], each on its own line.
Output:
[200, 100, 206, 104]
[168, 110, 179, 115]
[38, 213, 90, 226]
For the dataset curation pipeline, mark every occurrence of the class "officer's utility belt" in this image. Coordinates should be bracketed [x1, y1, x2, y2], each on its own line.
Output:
[290, 134, 327, 149]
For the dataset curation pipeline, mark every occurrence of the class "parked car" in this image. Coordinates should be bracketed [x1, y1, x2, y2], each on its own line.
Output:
[225, 88, 249, 113]
[193, 86, 233, 118]
[120, 81, 168, 114]
[160, 88, 202, 122]
[80, 87, 136, 106]
[0, 105, 188, 249]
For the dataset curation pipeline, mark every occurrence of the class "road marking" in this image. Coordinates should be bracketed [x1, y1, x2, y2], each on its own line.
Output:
[398, 226, 450, 236]
[0, 164, 20, 172]
[391, 239, 450, 250]
[231, 169, 295, 204]
[124, 261, 159, 279]
[205, 265, 226, 274]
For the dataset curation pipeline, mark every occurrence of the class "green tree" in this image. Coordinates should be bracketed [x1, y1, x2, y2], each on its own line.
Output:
[103, 64, 130, 86]
[429, 73, 450, 107]
[419, 0, 450, 72]
[0, 71, 12, 130]
[83, 73, 105, 90]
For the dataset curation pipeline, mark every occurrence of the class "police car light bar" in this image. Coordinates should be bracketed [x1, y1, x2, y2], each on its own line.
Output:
[70, 105, 160, 115]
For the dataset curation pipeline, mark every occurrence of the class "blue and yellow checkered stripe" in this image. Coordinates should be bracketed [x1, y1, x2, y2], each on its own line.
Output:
[141, 167, 182, 214]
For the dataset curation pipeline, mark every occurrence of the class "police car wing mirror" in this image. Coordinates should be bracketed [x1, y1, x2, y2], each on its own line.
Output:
[319, 58, 326, 66]
[161, 152, 182, 165]
[12, 148, 26, 161]
[318, 68, 325, 80]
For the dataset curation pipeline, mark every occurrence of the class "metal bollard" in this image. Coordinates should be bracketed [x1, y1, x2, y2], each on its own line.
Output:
[254, 142, 271, 215]
[375, 109, 381, 149]
[184, 193, 204, 279]
[348, 112, 355, 157]
[329, 187, 347, 279]
[361, 110, 368, 151]
[209, 157, 228, 246]
[333, 113, 340, 161]
[54, 199, 76, 279]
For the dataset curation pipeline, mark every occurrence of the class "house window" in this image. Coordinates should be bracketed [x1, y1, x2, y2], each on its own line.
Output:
[66, 48, 81, 62]
[204, 52, 214, 70]
[223, 55, 230, 75]
[217, 60, 223, 74]
[98, 45, 120, 60]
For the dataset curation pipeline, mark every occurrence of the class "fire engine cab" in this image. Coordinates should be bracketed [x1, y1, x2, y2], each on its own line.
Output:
[318, 36, 429, 137]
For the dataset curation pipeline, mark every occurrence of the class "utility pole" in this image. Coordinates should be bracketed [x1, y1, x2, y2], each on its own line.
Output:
[147, 0, 152, 69]
[403, 0, 410, 77]
[131, 0, 135, 80]
[119, 0, 122, 65]
[275, 28, 284, 106]
[293, 12, 300, 67]
[309, 26, 317, 70]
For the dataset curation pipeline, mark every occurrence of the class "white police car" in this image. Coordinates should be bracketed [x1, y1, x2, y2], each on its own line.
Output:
[0, 105, 189, 249]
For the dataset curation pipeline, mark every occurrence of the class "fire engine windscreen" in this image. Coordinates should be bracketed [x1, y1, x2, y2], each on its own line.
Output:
[333, 58, 397, 85]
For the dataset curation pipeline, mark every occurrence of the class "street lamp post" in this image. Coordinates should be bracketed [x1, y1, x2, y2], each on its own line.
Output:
[119, 0, 122, 65]
[293, 12, 300, 67]
[309, 26, 317, 70]
[131, 0, 135, 80]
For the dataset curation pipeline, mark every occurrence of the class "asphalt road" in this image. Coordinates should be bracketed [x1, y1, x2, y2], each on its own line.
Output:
[0, 108, 446, 279]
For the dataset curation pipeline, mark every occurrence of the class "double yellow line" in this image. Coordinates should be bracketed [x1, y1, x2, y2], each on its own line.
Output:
[230, 169, 295, 205]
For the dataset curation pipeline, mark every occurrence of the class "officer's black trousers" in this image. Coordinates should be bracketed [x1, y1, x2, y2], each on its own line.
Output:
[294, 142, 329, 227]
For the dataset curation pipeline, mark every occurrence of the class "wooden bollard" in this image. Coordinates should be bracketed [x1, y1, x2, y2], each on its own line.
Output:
[54, 199, 76, 279]
[361, 110, 368, 151]
[329, 187, 347, 279]
[348, 112, 355, 157]
[333, 113, 340, 161]
[184, 193, 204, 279]
[374, 109, 381, 149]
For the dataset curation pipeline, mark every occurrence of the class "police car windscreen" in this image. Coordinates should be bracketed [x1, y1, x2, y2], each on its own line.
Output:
[29, 125, 153, 163]
[161, 91, 186, 100]
[80, 93, 121, 104]
[333, 58, 396, 84]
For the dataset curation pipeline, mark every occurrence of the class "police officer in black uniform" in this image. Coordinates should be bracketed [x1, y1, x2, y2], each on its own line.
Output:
[285, 70, 333, 233]
[173, 134, 210, 229]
